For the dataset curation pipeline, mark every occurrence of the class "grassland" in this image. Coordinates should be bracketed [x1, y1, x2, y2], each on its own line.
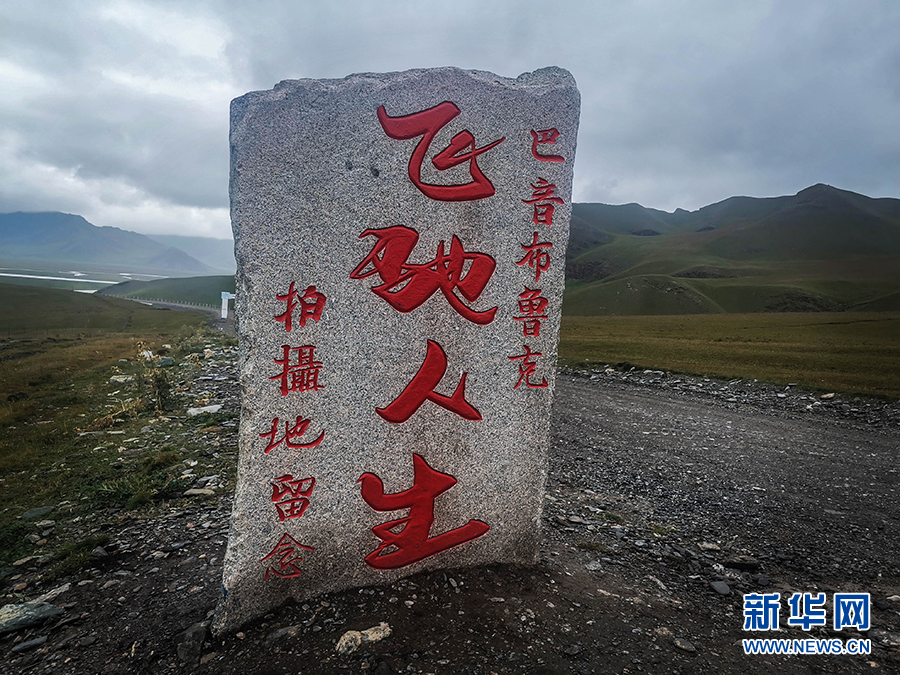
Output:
[0, 283, 209, 338]
[559, 312, 900, 398]
[0, 282, 226, 567]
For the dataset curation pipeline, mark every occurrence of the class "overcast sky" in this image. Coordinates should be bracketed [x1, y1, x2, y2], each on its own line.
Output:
[1, 1, 897, 239]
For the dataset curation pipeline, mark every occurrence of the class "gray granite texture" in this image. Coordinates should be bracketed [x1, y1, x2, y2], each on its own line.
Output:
[215, 66, 580, 633]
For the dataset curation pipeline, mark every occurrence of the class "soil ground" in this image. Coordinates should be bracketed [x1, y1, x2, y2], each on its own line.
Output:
[3, 355, 899, 674]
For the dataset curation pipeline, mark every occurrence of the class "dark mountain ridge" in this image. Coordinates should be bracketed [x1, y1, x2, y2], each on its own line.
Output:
[0, 211, 213, 275]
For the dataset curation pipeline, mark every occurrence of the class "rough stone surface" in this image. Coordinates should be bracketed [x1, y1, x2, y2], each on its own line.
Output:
[710, 580, 731, 596]
[216, 66, 579, 633]
[0, 602, 64, 636]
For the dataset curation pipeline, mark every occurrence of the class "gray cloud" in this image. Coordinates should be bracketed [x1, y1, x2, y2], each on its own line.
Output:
[0, 0, 897, 238]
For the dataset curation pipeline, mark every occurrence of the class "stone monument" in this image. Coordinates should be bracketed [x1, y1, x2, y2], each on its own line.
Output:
[215, 66, 580, 633]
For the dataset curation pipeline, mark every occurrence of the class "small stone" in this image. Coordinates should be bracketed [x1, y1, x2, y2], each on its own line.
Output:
[335, 622, 392, 654]
[709, 581, 731, 596]
[157, 357, 176, 367]
[175, 622, 208, 665]
[266, 625, 301, 642]
[22, 506, 54, 521]
[33, 520, 55, 529]
[11, 635, 48, 653]
[36, 583, 70, 603]
[698, 542, 720, 552]
[91, 546, 108, 558]
[80, 635, 98, 646]
[563, 644, 582, 655]
[335, 630, 362, 654]
[673, 637, 696, 653]
[724, 555, 760, 571]
[489, 597, 505, 603]
[820, 392, 835, 400]
[183, 488, 215, 497]
[187, 405, 222, 416]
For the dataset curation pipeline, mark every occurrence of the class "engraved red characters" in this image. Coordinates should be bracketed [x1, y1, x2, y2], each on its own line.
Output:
[270, 475, 315, 522]
[378, 102, 505, 201]
[514, 287, 549, 337]
[274, 282, 326, 331]
[516, 232, 553, 283]
[509, 345, 549, 389]
[260, 416, 325, 453]
[530, 128, 565, 163]
[260, 534, 314, 579]
[350, 225, 497, 325]
[358, 453, 489, 569]
[270, 345, 324, 395]
[522, 177, 565, 227]
[377, 340, 481, 424]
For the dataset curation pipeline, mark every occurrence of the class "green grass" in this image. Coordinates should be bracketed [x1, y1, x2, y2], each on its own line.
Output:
[559, 312, 900, 398]
[0, 282, 210, 338]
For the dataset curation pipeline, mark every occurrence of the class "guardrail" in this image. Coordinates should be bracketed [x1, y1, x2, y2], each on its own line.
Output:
[105, 294, 219, 309]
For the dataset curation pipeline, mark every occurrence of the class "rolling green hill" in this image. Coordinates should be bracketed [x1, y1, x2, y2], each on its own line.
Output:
[565, 184, 900, 315]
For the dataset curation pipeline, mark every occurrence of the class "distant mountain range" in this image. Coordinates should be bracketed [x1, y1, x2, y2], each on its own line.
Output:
[565, 184, 900, 314]
[4, 184, 899, 315]
[0, 212, 232, 276]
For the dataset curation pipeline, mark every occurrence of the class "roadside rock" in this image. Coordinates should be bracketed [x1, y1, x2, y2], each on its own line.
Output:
[709, 580, 731, 595]
[11, 635, 48, 653]
[176, 622, 209, 665]
[0, 602, 64, 636]
[335, 622, 392, 654]
[673, 637, 697, 653]
[188, 405, 223, 416]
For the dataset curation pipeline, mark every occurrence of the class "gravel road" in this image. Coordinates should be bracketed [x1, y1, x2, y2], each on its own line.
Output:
[4, 360, 899, 674]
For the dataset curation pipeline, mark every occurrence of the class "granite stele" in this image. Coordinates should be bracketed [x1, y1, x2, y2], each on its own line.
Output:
[215, 66, 580, 633]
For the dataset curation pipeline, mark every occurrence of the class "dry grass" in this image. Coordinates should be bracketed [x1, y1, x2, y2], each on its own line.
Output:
[559, 312, 900, 398]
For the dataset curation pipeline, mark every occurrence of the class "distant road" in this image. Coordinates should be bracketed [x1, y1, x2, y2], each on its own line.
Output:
[121, 297, 236, 335]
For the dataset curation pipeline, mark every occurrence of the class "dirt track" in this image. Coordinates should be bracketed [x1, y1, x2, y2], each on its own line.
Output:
[4, 362, 899, 674]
